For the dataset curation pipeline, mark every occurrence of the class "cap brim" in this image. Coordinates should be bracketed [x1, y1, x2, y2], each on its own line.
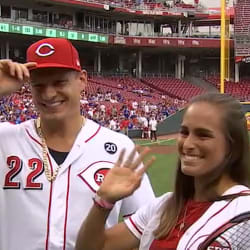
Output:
[29, 63, 81, 72]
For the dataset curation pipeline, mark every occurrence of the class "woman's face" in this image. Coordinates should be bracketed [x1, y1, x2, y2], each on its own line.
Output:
[178, 102, 228, 178]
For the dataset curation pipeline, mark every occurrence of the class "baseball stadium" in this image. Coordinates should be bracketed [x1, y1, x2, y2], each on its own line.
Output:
[0, 0, 250, 197]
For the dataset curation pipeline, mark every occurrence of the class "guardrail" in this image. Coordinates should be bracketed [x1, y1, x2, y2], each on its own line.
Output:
[73, 0, 200, 12]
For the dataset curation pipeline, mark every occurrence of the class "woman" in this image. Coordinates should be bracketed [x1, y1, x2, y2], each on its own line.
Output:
[75, 93, 250, 250]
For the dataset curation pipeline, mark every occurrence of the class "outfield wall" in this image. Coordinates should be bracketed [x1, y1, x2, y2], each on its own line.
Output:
[156, 109, 185, 135]
[242, 103, 250, 113]
[128, 103, 250, 138]
[128, 109, 185, 138]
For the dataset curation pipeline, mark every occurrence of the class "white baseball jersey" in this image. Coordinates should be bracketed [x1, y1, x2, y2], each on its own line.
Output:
[125, 185, 250, 250]
[149, 119, 157, 131]
[0, 118, 155, 250]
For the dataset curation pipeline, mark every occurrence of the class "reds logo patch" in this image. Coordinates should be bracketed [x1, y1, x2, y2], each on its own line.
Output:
[78, 161, 114, 192]
[207, 238, 231, 250]
[35, 43, 55, 57]
[94, 168, 109, 186]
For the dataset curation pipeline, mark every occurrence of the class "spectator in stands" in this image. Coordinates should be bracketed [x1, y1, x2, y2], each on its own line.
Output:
[143, 101, 150, 114]
[139, 113, 149, 139]
[120, 117, 130, 136]
[100, 103, 106, 114]
[132, 100, 138, 110]
[123, 105, 130, 119]
[109, 117, 117, 131]
[149, 114, 158, 142]
[115, 117, 121, 132]
[75, 93, 250, 250]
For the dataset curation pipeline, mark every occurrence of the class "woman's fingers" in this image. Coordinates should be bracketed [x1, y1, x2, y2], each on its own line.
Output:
[115, 146, 154, 173]
[123, 146, 138, 168]
[115, 148, 126, 167]
[130, 146, 151, 170]
[137, 156, 156, 177]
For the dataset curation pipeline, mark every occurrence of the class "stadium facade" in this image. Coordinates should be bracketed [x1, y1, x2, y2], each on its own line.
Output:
[0, 0, 249, 100]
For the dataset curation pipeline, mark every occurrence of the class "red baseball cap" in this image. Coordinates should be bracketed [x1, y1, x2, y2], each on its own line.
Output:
[27, 38, 81, 71]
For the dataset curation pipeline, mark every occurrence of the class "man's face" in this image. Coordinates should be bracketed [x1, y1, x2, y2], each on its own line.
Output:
[30, 68, 87, 121]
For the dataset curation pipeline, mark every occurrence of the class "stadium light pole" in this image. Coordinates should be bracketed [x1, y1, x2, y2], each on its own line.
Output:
[220, 0, 226, 94]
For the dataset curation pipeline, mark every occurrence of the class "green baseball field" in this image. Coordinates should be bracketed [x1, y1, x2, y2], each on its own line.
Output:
[133, 131, 250, 197]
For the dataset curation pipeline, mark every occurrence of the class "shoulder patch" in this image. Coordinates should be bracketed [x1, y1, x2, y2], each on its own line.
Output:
[104, 142, 117, 154]
[207, 238, 231, 249]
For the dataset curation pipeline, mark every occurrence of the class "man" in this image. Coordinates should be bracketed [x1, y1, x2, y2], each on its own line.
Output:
[120, 117, 130, 136]
[149, 115, 158, 142]
[139, 113, 149, 139]
[109, 116, 117, 131]
[0, 38, 155, 250]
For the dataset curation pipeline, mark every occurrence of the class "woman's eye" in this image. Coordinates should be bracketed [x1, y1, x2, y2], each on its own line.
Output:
[198, 133, 210, 139]
[180, 129, 188, 136]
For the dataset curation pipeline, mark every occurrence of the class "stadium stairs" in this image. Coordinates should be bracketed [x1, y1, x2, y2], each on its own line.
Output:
[141, 77, 204, 100]
[140, 78, 179, 99]
[184, 76, 219, 92]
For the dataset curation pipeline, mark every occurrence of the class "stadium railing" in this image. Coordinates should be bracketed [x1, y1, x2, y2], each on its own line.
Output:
[73, 0, 197, 12]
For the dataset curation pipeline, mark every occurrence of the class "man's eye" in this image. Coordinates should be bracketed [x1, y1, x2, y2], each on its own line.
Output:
[55, 81, 67, 86]
[32, 84, 42, 88]
[58, 80, 67, 83]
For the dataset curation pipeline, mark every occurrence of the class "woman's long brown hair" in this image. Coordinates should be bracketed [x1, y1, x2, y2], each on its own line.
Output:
[154, 93, 250, 239]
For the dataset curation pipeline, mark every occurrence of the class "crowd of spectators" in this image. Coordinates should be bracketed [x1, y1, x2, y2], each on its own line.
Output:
[0, 86, 38, 124]
[0, 82, 186, 136]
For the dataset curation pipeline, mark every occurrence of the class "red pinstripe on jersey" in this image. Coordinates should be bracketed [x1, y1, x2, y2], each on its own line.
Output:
[84, 125, 101, 143]
[45, 155, 54, 250]
[123, 213, 135, 218]
[129, 217, 143, 235]
[63, 165, 72, 250]
[25, 128, 42, 147]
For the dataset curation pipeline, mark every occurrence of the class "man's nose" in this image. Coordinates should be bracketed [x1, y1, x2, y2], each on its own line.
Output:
[41, 85, 57, 100]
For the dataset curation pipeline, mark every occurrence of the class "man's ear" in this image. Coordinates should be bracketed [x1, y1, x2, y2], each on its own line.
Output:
[79, 70, 87, 91]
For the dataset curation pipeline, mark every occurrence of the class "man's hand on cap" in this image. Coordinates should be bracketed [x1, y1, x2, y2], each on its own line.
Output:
[0, 59, 37, 98]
